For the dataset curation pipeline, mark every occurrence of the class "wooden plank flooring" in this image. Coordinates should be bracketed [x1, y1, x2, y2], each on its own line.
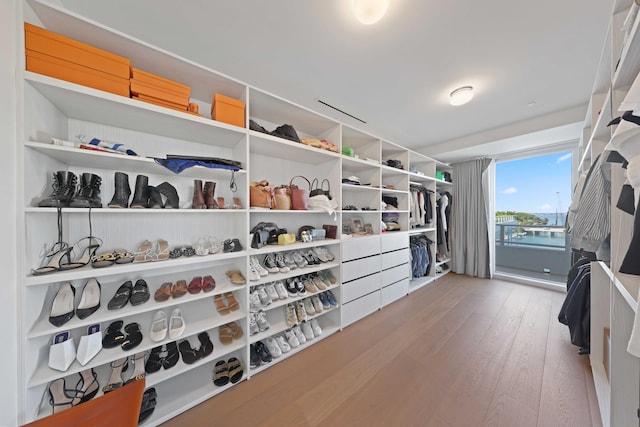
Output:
[161, 274, 601, 427]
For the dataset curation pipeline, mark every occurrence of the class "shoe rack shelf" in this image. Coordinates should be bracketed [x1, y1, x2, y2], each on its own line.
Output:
[250, 284, 341, 315]
[16, 0, 452, 424]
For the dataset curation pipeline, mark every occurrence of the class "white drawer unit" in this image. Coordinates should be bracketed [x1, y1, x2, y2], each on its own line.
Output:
[342, 272, 381, 303]
[381, 263, 410, 287]
[381, 247, 410, 270]
[380, 231, 408, 252]
[342, 290, 381, 328]
[343, 255, 381, 283]
[381, 279, 409, 307]
[342, 236, 381, 262]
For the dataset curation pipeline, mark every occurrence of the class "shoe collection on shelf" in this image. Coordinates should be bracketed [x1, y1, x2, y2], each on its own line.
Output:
[18, 2, 451, 424]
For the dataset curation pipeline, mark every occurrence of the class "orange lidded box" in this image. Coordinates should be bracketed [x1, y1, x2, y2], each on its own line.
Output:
[211, 93, 245, 128]
[26, 49, 130, 97]
[132, 94, 188, 112]
[130, 67, 190, 98]
[130, 80, 190, 107]
[24, 23, 130, 79]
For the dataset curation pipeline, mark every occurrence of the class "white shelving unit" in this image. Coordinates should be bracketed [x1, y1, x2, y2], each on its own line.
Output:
[15, 1, 453, 424]
[577, 1, 640, 426]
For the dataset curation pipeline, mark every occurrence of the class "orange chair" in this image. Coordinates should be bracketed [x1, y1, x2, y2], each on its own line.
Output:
[23, 379, 146, 427]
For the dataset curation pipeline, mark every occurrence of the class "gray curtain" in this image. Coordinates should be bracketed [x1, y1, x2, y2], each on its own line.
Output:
[451, 158, 494, 278]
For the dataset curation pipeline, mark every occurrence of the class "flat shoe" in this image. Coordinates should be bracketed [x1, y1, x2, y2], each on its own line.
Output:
[150, 311, 168, 342]
[225, 292, 239, 312]
[215, 294, 230, 315]
[129, 279, 150, 306]
[108, 281, 132, 310]
[227, 357, 244, 384]
[198, 332, 214, 357]
[90, 251, 116, 268]
[202, 275, 216, 292]
[121, 323, 143, 351]
[154, 282, 172, 302]
[225, 270, 245, 285]
[213, 360, 229, 386]
[171, 280, 188, 298]
[168, 308, 186, 340]
[178, 340, 200, 364]
[188, 276, 203, 294]
[102, 320, 125, 349]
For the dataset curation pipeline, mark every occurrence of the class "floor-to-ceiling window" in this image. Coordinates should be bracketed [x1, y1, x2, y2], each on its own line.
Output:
[495, 150, 573, 284]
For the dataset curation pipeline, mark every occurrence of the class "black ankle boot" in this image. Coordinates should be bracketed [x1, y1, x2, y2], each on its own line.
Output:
[108, 172, 131, 208]
[130, 175, 150, 208]
[156, 182, 180, 209]
[70, 173, 102, 208]
[39, 171, 77, 207]
[147, 186, 163, 209]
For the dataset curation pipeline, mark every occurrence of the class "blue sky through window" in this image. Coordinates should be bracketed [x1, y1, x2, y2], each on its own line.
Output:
[496, 151, 572, 214]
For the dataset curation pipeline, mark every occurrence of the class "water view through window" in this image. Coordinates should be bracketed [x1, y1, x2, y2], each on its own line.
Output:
[495, 151, 573, 281]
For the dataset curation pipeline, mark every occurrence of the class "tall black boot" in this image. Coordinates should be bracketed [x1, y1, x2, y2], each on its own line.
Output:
[108, 172, 131, 208]
[39, 171, 77, 207]
[70, 173, 102, 208]
[156, 182, 179, 209]
[130, 175, 150, 208]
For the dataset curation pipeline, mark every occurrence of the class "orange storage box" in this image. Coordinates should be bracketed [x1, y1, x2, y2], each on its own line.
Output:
[25, 23, 130, 79]
[26, 49, 130, 97]
[130, 68, 190, 97]
[211, 94, 245, 128]
[130, 80, 189, 107]
[132, 94, 188, 112]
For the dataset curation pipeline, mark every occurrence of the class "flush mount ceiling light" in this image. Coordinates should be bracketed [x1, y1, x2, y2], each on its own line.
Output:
[449, 86, 474, 106]
[352, 0, 389, 25]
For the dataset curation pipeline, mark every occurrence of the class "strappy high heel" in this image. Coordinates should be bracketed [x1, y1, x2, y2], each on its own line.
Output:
[59, 236, 102, 271]
[102, 357, 128, 393]
[73, 368, 100, 403]
[48, 378, 80, 414]
[33, 207, 70, 276]
[125, 351, 147, 384]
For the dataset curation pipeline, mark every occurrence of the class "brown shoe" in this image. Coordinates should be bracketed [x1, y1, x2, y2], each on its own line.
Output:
[215, 294, 230, 315]
[227, 321, 243, 339]
[154, 282, 172, 302]
[219, 324, 233, 345]
[224, 292, 239, 311]
[171, 280, 188, 298]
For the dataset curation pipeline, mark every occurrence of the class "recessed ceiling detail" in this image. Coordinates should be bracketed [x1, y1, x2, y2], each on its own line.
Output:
[351, 0, 389, 25]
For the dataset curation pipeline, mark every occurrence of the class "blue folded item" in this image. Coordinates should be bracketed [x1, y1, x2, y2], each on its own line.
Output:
[154, 158, 240, 174]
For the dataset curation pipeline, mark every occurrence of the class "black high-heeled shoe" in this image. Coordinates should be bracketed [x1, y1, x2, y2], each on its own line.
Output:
[48, 282, 76, 327]
[178, 340, 201, 364]
[76, 278, 101, 319]
[103, 357, 128, 394]
[74, 368, 100, 403]
[48, 378, 80, 414]
[59, 236, 102, 271]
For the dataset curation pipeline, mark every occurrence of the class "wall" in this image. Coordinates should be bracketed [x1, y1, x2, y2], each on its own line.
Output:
[0, 0, 20, 425]
[495, 245, 570, 279]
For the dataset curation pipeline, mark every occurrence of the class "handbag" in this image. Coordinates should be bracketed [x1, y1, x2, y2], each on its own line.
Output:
[273, 186, 291, 210]
[250, 180, 274, 209]
[49, 331, 76, 372]
[310, 178, 332, 200]
[323, 224, 337, 239]
[289, 176, 311, 210]
[250, 222, 280, 248]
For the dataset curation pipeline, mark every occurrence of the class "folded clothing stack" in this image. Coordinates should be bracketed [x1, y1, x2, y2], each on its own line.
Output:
[130, 67, 191, 113]
[382, 212, 401, 231]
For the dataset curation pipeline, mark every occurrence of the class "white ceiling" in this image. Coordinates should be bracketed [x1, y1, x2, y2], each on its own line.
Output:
[59, 0, 613, 161]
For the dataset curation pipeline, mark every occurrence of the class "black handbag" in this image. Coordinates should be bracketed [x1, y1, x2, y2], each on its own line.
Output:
[250, 222, 280, 248]
[310, 178, 332, 200]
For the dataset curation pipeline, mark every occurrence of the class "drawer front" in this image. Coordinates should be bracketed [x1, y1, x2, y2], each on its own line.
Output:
[381, 248, 410, 270]
[380, 232, 408, 252]
[343, 255, 381, 283]
[381, 279, 409, 307]
[342, 236, 380, 262]
[380, 263, 409, 287]
[342, 273, 381, 303]
[342, 290, 381, 327]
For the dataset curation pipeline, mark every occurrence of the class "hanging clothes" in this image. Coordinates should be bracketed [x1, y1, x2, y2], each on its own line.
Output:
[409, 185, 433, 229]
[410, 234, 433, 278]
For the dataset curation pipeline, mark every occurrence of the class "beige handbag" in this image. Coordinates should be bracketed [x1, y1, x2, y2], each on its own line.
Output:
[250, 180, 274, 209]
[273, 186, 291, 210]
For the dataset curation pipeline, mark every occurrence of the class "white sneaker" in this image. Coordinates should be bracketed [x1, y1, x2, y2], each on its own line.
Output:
[304, 298, 316, 316]
[295, 300, 308, 322]
[265, 283, 279, 301]
[256, 310, 270, 332]
[249, 313, 259, 336]
[311, 274, 328, 291]
[274, 281, 288, 300]
[275, 334, 291, 353]
[275, 252, 290, 273]
[292, 251, 307, 268]
[301, 321, 315, 340]
[248, 261, 261, 281]
[263, 253, 279, 274]
[249, 291, 262, 313]
[310, 318, 322, 336]
[311, 295, 323, 314]
[283, 252, 297, 270]
[311, 247, 328, 262]
[265, 336, 282, 358]
[303, 276, 319, 293]
[284, 329, 300, 348]
[292, 325, 307, 344]
[250, 256, 269, 276]
[286, 303, 298, 327]
[257, 286, 272, 307]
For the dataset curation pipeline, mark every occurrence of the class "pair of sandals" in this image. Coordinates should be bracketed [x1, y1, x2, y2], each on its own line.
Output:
[134, 239, 170, 263]
[91, 249, 134, 268]
[178, 332, 214, 364]
[153, 280, 190, 302]
[219, 322, 243, 345]
[214, 292, 239, 315]
[138, 388, 157, 424]
[213, 357, 243, 386]
[33, 237, 102, 276]
[102, 320, 143, 351]
[225, 270, 246, 285]
[145, 342, 180, 373]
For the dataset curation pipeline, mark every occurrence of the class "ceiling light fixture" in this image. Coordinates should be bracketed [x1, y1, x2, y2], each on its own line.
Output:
[352, 0, 389, 25]
[449, 86, 474, 106]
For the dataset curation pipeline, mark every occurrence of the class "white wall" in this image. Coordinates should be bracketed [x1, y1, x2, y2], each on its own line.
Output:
[0, 0, 20, 425]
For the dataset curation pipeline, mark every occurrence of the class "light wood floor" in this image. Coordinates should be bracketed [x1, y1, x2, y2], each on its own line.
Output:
[161, 274, 601, 427]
